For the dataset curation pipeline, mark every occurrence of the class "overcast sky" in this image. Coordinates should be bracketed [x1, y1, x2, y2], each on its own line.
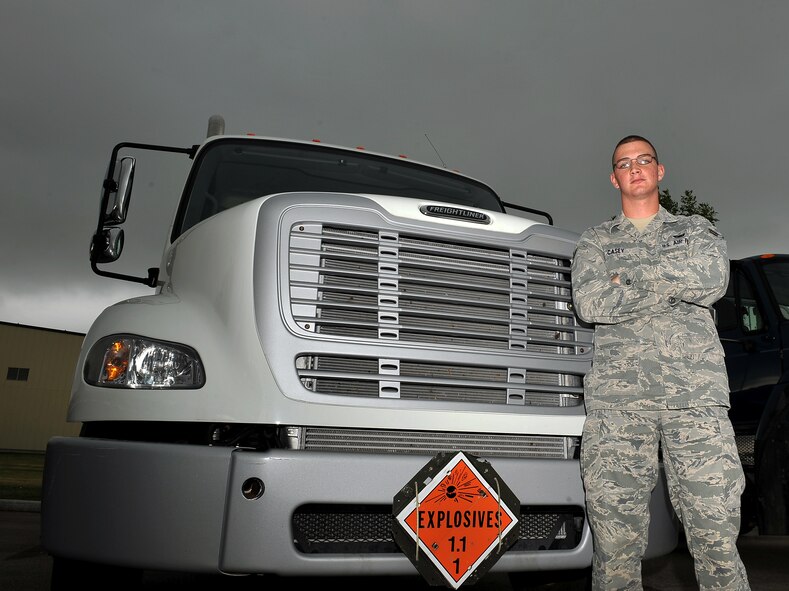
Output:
[3, 1, 789, 334]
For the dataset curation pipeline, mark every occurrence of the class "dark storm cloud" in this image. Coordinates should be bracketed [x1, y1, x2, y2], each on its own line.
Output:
[2, 1, 788, 332]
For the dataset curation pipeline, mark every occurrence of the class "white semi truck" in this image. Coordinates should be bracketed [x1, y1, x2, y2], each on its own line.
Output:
[41, 116, 679, 587]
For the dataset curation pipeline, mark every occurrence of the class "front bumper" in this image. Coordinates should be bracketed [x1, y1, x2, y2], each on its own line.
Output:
[41, 436, 677, 576]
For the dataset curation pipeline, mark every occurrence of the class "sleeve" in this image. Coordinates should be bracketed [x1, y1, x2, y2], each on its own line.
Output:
[622, 216, 729, 308]
[570, 228, 673, 325]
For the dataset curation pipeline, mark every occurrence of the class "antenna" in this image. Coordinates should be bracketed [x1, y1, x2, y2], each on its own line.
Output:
[424, 133, 447, 168]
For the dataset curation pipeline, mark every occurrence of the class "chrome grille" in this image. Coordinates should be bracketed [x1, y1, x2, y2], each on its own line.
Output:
[297, 355, 584, 407]
[289, 224, 587, 356]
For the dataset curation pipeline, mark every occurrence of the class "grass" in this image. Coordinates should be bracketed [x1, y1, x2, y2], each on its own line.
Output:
[0, 450, 44, 501]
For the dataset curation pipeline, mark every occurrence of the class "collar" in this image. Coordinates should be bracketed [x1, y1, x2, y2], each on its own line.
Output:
[610, 205, 679, 233]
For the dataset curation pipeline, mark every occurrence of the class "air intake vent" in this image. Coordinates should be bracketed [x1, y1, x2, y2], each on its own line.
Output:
[295, 427, 579, 460]
[292, 504, 584, 554]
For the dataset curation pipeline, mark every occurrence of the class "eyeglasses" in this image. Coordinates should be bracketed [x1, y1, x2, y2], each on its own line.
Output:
[613, 154, 657, 170]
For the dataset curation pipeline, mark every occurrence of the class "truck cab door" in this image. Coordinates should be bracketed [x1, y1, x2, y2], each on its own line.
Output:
[715, 263, 782, 438]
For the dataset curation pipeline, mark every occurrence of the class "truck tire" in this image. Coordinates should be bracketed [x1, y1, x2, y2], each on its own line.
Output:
[50, 556, 143, 591]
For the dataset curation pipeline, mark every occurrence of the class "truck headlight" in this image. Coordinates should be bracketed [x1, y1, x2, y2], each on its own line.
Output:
[84, 335, 205, 389]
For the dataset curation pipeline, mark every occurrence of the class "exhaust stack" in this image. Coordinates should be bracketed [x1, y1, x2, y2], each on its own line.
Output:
[206, 115, 225, 138]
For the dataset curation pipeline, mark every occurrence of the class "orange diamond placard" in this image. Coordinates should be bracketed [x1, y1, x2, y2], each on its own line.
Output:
[393, 452, 520, 588]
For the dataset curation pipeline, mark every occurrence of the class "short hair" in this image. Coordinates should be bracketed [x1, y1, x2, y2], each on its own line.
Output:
[612, 135, 659, 169]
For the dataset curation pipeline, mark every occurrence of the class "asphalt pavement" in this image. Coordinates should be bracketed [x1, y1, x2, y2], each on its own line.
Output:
[3, 502, 789, 590]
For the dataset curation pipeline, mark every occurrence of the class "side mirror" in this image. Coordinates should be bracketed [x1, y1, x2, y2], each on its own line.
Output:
[104, 157, 136, 225]
[90, 227, 125, 263]
[90, 140, 193, 287]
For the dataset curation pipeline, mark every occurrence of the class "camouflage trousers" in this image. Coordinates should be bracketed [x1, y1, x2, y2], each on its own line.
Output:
[581, 406, 750, 590]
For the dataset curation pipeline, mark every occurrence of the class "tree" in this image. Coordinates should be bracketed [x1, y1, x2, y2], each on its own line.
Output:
[659, 189, 719, 225]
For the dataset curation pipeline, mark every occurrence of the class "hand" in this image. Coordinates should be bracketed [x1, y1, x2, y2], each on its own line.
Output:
[610, 273, 621, 285]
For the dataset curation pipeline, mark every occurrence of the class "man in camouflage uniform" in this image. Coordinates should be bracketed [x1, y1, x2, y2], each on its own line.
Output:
[571, 135, 750, 590]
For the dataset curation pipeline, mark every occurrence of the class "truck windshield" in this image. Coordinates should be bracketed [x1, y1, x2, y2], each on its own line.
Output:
[761, 258, 789, 320]
[175, 138, 504, 237]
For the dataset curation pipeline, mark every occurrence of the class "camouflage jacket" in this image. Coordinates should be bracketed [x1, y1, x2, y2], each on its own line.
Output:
[571, 206, 730, 411]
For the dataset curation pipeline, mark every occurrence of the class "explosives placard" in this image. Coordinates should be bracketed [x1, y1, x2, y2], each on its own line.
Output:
[392, 451, 520, 588]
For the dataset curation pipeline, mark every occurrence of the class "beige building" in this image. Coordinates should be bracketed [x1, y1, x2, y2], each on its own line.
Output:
[0, 321, 84, 451]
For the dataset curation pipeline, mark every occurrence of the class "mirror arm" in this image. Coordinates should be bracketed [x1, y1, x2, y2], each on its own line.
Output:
[90, 259, 160, 288]
[501, 201, 553, 225]
[91, 142, 196, 287]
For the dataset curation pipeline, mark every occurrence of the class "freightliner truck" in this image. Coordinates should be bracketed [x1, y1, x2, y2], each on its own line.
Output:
[41, 116, 679, 587]
[713, 254, 789, 535]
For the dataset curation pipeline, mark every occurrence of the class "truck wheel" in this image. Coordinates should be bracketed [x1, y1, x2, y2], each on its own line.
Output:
[50, 556, 143, 591]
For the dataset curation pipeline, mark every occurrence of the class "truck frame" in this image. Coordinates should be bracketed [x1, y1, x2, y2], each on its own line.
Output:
[41, 116, 679, 587]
